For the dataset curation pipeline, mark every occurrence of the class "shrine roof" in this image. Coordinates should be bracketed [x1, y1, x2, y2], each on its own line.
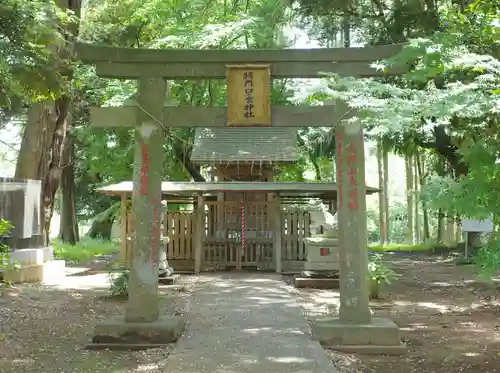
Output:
[190, 127, 298, 164]
[97, 181, 379, 199]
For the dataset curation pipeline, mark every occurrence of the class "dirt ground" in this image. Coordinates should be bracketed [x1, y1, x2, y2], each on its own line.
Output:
[0, 270, 196, 373]
[293, 256, 500, 373]
[1, 257, 499, 373]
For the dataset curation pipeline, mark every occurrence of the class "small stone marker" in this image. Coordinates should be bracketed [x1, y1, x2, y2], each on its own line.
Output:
[296, 206, 340, 289]
[310, 120, 406, 355]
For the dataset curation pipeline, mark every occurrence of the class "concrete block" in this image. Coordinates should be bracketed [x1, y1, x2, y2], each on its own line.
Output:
[311, 316, 407, 355]
[90, 315, 186, 349]
[4, 264, 44, 283]
[10, 248, 44, 265]
[159, 274, 180, 285]
[3, 260, 65, 284]
[304, 237, 340, 271]
[43, 247, 54, 262]
[294, 277, 339, 289]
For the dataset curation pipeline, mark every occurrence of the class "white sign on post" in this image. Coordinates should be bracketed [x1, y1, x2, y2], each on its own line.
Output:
[460, 216, 494, 261]
[461, 217, 494, 233]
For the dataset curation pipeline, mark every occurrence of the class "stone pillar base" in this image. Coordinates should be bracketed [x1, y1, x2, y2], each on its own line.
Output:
[88, 315, 185, 350]
[311, 316, 407, 355]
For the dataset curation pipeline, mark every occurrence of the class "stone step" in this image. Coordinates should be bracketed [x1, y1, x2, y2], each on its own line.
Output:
[158, 274, 180, 285]
[294, 277, 340, 289]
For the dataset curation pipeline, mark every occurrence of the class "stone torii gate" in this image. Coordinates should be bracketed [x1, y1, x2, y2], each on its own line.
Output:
[77, 42, 406, 354]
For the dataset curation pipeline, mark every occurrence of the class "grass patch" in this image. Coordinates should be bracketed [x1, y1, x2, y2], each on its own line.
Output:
[52, 238, 119, 263]
[369, 243, 437, 252]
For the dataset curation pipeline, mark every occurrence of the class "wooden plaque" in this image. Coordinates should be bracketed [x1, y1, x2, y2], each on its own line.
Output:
[226, 64, 271, 126]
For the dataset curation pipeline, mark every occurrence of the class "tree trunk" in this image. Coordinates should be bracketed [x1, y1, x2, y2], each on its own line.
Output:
[376, 141, 387, 245]
[382, 146, 390, 242]
[437, 210, 445, 243]
[416, 151, 430, 240]
[14, 0, 82, 245]
[413, 153, 421, 243]
[59, 132, 79, 244]
[174, 145, 205, 181]
[42, 96, 72, 244]
[15, 103, 59, 245]
[342, 14, 350, 48]
[444, 216, 456, 246]
[455, 215, 462, 244]
[422, 200, 430, 241]
[377, 140, 389, 245]
[15, 98, 70, 245]
[312, 159, 322, 181]
[404, 155, 414, 243]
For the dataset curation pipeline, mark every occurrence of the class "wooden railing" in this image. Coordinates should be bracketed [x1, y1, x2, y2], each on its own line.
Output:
[121, 202, 311, 271]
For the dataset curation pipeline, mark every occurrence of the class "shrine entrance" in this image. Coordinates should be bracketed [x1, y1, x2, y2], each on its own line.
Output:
[80, 42, 407, 355]
[204, 199, 273, 270]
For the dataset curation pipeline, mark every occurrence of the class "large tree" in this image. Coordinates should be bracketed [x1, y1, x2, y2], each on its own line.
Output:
[11, 0, 82, 244]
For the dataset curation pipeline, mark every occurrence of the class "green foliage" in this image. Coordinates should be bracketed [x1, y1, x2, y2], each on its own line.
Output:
[0, 0, 74, 114]
[69, 0, 303, 219]
[369, 243, 437, 253]
[6, 0, 496, 277]
[301, 1, 500, 274]
[107, 263, 129, 298]
[368, 254, 399, 284]
[53, 238, 118, 263]
[367, 202, 409, 243]
[473, 233, 500, 277]
[0, 219, 14, 269]
[367, 254, 399, 299]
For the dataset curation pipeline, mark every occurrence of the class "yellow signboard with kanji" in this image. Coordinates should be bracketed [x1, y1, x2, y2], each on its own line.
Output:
[226, 64, 271, 126]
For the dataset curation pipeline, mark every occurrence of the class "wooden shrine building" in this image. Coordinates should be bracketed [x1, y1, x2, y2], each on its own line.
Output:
[99, 127, 379, 273]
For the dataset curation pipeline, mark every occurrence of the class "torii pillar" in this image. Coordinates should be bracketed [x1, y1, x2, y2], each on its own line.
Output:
[90, 76, 185, 348]
[311, 119, 406, 355]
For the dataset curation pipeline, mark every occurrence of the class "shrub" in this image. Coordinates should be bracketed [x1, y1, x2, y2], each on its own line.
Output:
[107, 263, 129, 298]
[52, 238, 118, 263]
[0, 219, 14, 270]
[367, 254, 399, 299]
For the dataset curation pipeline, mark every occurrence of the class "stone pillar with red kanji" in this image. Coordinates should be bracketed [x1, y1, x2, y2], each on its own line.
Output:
[335, 119, 371, 323]
[125, 76, 167, 323]
[311, 119, 405, 355]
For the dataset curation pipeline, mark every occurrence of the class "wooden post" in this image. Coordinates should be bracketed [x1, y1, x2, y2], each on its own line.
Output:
[194, 193, 205, 274]
[216, 192, 223, 234]
[125, 76, 167, 323]
[120, 193, 128, 263]
[336, 119, 371, 324]
[271, 193, 282, 273]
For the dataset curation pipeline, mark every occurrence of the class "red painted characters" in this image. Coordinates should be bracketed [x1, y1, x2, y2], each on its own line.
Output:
[346, 142, 359, 210]
[335, 133, 344, 208]
[139, 143, 150, 196]
[336, 132, 360, 211]
[139, 141, 161, 267]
